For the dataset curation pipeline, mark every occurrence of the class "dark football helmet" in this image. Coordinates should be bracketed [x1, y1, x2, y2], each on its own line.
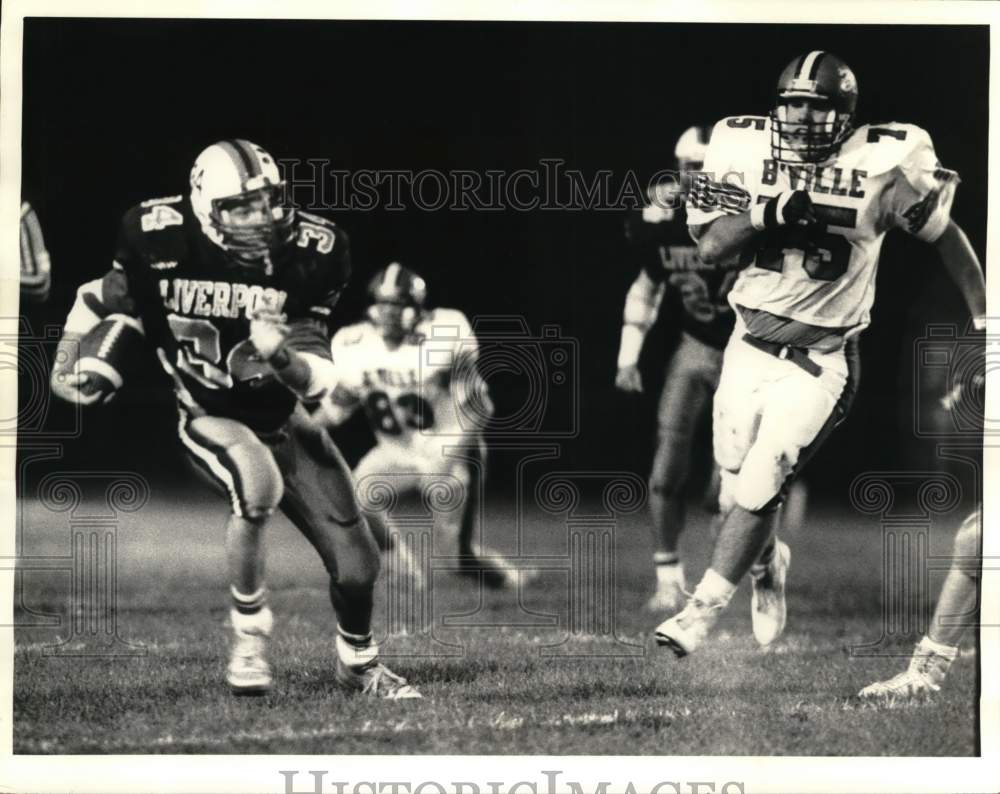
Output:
[771, 51, 858, 164]
[366, 263, 428, 340]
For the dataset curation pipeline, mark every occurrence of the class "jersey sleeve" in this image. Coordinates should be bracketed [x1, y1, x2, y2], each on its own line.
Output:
[285, 222, 352, 360]
[686, 118, 755, 228]
[424, 308, 476, 362]
[883, 127, 959, 243]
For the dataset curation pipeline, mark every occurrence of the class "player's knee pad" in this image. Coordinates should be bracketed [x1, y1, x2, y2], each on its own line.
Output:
[185, 415, 284, 519]
[717, 468, 738, 515]
[227, 440, 284, 518]
[732, 438, 797, 513]
[650, 435, 690, 497]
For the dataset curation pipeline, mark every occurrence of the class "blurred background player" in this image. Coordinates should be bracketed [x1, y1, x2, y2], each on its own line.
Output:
[655, 51, 986, 657]
[20, 200, 52, 305]
[859, 506, 982, 701]
[614, 125, 736, 612]
[323, 263, 511, 590]
[49, 139, 420, 699]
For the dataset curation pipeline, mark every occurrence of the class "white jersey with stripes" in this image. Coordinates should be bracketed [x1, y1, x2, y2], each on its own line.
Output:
[687, 116, 958, 335]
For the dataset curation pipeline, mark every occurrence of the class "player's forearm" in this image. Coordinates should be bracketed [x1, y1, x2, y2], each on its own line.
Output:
[693, 213, 759, 266]
[268, 346, 321, 399]
[618, 270, 664, 368]
[935, 220, 986, 322]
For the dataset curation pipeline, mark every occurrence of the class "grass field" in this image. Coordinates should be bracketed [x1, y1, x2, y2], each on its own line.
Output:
[13, 488, 978, 755]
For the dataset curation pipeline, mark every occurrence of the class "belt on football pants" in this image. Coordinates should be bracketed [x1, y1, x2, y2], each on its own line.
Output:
[741, 333, 823, 378]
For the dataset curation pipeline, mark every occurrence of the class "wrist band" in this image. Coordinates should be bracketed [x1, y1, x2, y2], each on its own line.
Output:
[750, 203, 767, 231]
[763, 196, 781, 229]
[268, 346, 291, 369]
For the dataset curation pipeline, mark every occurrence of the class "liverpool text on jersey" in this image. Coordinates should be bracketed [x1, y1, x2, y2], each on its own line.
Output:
[158, 278, 289, 319]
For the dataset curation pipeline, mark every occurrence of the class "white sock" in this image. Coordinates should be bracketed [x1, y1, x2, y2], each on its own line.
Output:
[918, 636, 958, 661]
[693, 568, 738, 606]
[654, 553, 683, 587]
[230, 586, 272, 635]
[336, 625, 379, 668]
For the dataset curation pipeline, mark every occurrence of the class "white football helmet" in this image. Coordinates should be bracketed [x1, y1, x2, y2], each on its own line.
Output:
[648, 125, 712, 207]
[189, 139, 295, 265]
[366, 262, 427, 340]
[674, 125, 711, 173]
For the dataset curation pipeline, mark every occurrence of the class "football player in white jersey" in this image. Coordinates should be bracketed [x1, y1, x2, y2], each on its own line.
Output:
[323, 263, 512, 589]
[653, 51, 986, 657]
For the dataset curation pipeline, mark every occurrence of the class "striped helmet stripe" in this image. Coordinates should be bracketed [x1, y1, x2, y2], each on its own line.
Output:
[383, 262, 402, 291]
[799, 50, 826, 80]
[218, 139, 261, 187]
[793, 53, 807, 78]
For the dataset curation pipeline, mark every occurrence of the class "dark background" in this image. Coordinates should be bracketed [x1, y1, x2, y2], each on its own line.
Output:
[18, 19, 988, 499]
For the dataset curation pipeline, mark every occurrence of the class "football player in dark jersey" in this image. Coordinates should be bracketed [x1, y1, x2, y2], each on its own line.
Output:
[615, 125, 735, 612]
[50, 139, 421, 699]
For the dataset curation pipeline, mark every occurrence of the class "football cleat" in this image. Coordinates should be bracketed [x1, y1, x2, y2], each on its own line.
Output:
[455, 547, 519, 590]
[645, 563, 687, 613]
[654, 597, 724, 657]
[227, 628, 272, 695]
[335, 658, 423, 700]
[750, 539, 791, 646]
[858, 644, 953, 702]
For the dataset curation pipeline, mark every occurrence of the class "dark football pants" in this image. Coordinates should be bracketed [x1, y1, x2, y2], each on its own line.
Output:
[650, 331, 724, 503]
[178, 403, 380, 631]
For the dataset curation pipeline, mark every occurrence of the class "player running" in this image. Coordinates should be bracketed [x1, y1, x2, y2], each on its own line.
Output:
[858, 507, 982, 701]
[50, 139, 420, 699]
[615, 125, 736, 612]
[653, 52, 986, 656]
[323, 264, 511, 589]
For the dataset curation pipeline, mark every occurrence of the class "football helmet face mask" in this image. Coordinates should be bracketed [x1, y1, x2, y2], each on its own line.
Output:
[770, 51, 858, 164]
[366, 263, 428, 341]
[189, 139, 296, 268]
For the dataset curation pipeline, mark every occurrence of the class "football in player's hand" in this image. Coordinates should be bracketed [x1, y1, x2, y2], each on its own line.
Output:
[75, 313, 145, 404]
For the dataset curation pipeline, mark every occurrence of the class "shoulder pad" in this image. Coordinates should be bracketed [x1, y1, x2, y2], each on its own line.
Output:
[422, 307, 472, 338]
[123, 198, 189, 236]
[701, 116, 770, 178]
[297, 210, 342, 233]
[839, 123, 935, 177]
[718, 115, 770, 135]
[293, 211, 349, 262]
